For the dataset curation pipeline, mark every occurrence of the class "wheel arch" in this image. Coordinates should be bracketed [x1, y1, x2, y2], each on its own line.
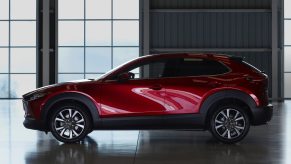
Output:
[41, 92, 101, 130]
[199, 90, 257, 128]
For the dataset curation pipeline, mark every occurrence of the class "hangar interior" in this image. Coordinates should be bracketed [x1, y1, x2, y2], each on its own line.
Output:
[0, 0, 290, 163]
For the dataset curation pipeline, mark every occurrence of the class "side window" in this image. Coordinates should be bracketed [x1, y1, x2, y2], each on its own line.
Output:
[161, 58, 230, 78]
[127, 61, 166, 79]
[176, 58, 229, 76]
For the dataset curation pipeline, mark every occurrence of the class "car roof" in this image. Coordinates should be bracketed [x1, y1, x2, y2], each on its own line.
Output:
[139, 53, 233, 61]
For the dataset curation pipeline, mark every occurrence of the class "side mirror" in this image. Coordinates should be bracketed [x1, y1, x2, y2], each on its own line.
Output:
[118, 72, 135, 82]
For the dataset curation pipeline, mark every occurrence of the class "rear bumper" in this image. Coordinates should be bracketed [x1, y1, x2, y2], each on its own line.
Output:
[251, 104, 273, 125]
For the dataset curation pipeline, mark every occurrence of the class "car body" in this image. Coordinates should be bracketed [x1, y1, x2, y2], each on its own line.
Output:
[22, 53, 273, 143]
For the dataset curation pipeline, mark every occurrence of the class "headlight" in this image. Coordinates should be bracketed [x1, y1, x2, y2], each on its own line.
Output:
[28, 92, 48, 101]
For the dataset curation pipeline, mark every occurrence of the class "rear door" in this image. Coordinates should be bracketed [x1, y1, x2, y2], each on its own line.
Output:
[162, 57, 230, 114]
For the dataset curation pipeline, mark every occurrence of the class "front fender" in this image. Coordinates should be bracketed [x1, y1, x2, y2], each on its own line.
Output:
[40, 92, 101, 129]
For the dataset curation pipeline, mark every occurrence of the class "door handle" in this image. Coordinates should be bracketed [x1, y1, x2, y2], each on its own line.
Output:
[150, 84, 162, 90]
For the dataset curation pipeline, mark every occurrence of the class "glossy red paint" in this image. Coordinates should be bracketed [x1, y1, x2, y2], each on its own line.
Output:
[23, 53, 269, 121]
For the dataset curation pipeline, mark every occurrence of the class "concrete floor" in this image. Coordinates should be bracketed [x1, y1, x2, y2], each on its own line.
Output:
[0, 100, 290, 164]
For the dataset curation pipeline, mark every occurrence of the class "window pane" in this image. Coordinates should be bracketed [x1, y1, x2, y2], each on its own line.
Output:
[11, 21, 36, 46]
[0, 74, 9, 98]
[113, 0, 139, 19]
[11, 0, 36, 19]
[113, 47, 139, 68]
[58, 48, 84, 73]
[174, 59, 230, 77]
[58, 0, 84, 19]
[85, 74, 103, 79]
[0, 48, 8, 73]
[0, 21, 9, 46]
[59, 21, 84, 46]
[86, 0, 111, 19]
[86, 21, 111, 46]
[285, 0, 291, 18]
[86, 48, 111, 73]
[58, 74, 84, 83]
[0, 0, 9, 20]
[285, 21, 291, 45]
[285, 47, 291, 72]
[11, 48, 36, 73]
[10, 74, 36, 98]
[285, 73, 291, 98]
[113, 21, 139, 46]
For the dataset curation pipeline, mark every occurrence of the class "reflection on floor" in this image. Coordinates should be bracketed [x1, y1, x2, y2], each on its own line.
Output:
[0, 100, 290, 164]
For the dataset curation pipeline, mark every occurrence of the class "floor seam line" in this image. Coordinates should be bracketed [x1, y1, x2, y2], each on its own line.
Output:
[133, 130, 140, 164]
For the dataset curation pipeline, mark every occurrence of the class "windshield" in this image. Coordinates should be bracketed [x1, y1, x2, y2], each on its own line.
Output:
[96, 58, 140, 80]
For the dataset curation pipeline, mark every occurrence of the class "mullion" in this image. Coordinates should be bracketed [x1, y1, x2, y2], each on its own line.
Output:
[59, 71, 106, 74]
[8, 0, 11, 98]
[0, 73, 36, 74]
[58, 19, 139, 21]
[59, 46, 139, 47]
[84, 0, 86, 79]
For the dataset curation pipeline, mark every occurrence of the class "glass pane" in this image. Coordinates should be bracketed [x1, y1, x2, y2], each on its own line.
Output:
[59, 21, 84, 46]
[0, 21, 8, 46]
[0, 48, 8, 73]
[85, 74, 103, 79]
[58, 48, 84, 73]
[0, 0, 9, 20]
[0, 74, 9, 98]
[285, 0, 291, 18]
[285, 47, 291, 72]
[11, 0, 36, 19]
[86, 47, 111, 73]
[285, 21, 291, 45]
[113, 21, 139, 46]
[10, 74, 36, 98]
[113, 47, 139, 68]
[86, 0, 111, 19]
[58, 0, 84, 19]
[113, 0, 139, 19]
[285, 73, 291, 98]
[11, 21, 36, 46]
[11, 48, 36, 73]
[58, 74, 84, 83]
[86, 21, 111, 46]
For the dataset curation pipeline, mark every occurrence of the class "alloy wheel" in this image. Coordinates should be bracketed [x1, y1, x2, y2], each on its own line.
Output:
[214, 108, 246, 140]
[54, 108, 86, 140]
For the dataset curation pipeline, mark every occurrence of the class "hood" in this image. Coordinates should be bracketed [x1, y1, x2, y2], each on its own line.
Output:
[23, 79, 95, 97]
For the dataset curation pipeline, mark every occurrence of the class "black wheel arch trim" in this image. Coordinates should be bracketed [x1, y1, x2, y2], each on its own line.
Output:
[199, 90, 259, 127]
[40, 92, 101, 130]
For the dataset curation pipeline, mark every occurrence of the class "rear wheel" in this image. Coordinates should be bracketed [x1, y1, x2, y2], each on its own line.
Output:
[49, 103, 92, 143]
[210, 105, 250, 144]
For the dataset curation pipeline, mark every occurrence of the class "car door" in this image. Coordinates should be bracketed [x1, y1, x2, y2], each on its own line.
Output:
[99, 60, 168, 118]
[162, 58, 217, 114]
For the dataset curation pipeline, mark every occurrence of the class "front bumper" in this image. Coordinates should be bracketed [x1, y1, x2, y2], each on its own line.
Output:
[23, 117, 45, 131]
[22, 99, 46, 131]
[251, 104, 273, 125]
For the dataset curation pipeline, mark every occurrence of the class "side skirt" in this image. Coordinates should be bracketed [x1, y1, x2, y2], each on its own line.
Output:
[93, 114, 206, 130]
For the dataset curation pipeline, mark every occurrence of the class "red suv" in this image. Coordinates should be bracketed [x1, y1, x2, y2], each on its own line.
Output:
[23, 53, 273, 144]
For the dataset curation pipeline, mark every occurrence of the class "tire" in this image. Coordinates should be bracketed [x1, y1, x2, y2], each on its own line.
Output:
[49, 103, 92, 143]
[209, 104, 250, 144]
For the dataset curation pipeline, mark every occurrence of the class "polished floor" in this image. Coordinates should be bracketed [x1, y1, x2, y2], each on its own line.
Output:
[0, 100, 290, 164]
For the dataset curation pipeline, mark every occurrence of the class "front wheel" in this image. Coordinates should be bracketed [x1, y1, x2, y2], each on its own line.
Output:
[49, 103, 92, 143]
[210, 105, 250, 144]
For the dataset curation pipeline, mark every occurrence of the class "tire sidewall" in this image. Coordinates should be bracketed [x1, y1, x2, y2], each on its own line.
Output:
[210, 105, 250, 144]
[49, 103, 92, 143]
